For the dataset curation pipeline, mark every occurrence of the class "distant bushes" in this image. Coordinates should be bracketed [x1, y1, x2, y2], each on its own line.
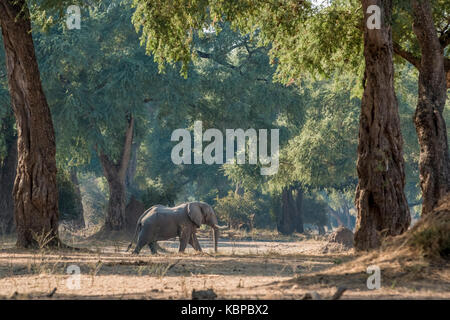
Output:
[302, 195, 329, 232]
[215, 191, 275, 230]
[57, 171, 83, 223]
[140, 183, 176, 209]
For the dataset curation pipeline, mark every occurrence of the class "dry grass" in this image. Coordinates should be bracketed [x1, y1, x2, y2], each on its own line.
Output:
[0, 227, 448, 299]
[267, 196, 450, 300]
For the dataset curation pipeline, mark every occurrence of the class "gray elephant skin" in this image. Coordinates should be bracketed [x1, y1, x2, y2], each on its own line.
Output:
[127, 201, 219, 254]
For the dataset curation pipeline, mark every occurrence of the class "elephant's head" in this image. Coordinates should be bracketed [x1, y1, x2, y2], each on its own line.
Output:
[187, 202, 219, 252]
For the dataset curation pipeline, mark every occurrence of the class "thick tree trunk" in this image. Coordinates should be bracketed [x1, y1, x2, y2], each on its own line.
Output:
[103, 172, 126, 230]
[278, 187, 296, 235]
[0, 114, 17, 234]
[354, 0, 410, 250]
[98, 117, 134, 231]
[0, 0, 59, 247]
[411, 0, 450, 216]
[293, 186, 304, 233]
[69, 168, 85, 228]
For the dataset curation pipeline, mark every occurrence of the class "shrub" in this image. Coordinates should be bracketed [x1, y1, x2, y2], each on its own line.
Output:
[57, 171, 83, 222]
[303, 195, 329, 231]
[140, 183, 176, 208]
[215, 191, 262, 229]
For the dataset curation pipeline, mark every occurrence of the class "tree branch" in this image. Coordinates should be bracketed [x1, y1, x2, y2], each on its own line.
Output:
[96, 146, 118, 181]
[196, 50, 237, 69]
[393, 42, 421, 70]
[118, 115, 134, 181]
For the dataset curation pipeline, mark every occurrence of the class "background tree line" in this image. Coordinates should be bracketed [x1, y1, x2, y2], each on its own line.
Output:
[0, 0, 448, 250]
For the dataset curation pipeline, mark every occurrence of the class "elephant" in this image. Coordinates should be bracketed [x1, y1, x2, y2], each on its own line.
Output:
[127, 201, 219, 255]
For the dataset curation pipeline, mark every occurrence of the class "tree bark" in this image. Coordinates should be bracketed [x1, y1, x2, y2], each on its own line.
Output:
[354, 0, 410, 250]
[342, 202, 355, 230]
[0, 0, 59, 247]
[0, 113, 17, 234]
[125, 141, 138, 191]
[98, 117, 134, 231]
[411, 0, 450, 216]
[293, 186, 304, 233]
[69, 168, 85, 228]
[278, 186, 297, 235]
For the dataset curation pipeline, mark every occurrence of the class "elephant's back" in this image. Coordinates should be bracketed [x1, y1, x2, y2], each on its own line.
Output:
[141, 204, 186, 224]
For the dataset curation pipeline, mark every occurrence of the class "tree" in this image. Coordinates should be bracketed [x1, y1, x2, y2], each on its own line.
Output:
[321, 189, 356, 230]
[0, 0, 59, 247]
[69, 168, 85, 228]
[0, 109, 16, 234]
[36, 2, 154, 231]
[409, 0, 450, 215]
[278, 186, 297, 235]
[277, 185, 305, 234]
[56, 168, 85, 228]
[98, 116, 134, 230]
[302, 194, 329, 234]
[354, 0, 410, 250]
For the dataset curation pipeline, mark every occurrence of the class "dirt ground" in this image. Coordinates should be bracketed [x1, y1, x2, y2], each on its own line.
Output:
[0, 230, 448, 300]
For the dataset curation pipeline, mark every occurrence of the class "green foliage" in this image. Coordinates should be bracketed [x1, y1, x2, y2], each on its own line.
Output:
[0, 0, 439, 231]
[395, 64, 421, 214]
[35, 0, 154, 168]
[215, 191, 262, 228]
[56, 170, 82, 221]
[302, 193, 328, 228]
[140, 180, 177, 208]
[131, 0, 363, 85]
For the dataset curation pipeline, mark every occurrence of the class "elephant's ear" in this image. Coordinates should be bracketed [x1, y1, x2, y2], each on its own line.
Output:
[187, 203, 203, 227]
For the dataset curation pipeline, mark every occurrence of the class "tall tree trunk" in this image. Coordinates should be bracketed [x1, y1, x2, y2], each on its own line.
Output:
[0, 0, 59, 247]
[125, 141, 138, 191]
[342, 202, 354, 230]
[98, 117, 134, 231]
[411, 0, 450, 216]
[69, 168, 85, 228]
[293, 186, 304, 233]
[0, 113, 16, 234]
[278, 186, 296, 235]
[354, 0, 410, 250]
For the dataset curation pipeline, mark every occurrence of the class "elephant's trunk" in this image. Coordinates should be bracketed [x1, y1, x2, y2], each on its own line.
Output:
[212, 225, 219, 253]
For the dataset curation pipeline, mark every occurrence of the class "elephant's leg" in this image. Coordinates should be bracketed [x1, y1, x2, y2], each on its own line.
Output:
[133, 234, 146, 255]
[149, 241, 158, 254]
[156, 243, 168, 253]
[179, 229, 190, 253]
[190, 233, 202, 252]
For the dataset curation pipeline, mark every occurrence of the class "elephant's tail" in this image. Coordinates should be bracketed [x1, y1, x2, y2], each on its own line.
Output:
[126, 221, 142, 252]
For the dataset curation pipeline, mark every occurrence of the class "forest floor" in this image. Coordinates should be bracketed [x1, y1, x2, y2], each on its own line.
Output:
[0, 229, 448, 300]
